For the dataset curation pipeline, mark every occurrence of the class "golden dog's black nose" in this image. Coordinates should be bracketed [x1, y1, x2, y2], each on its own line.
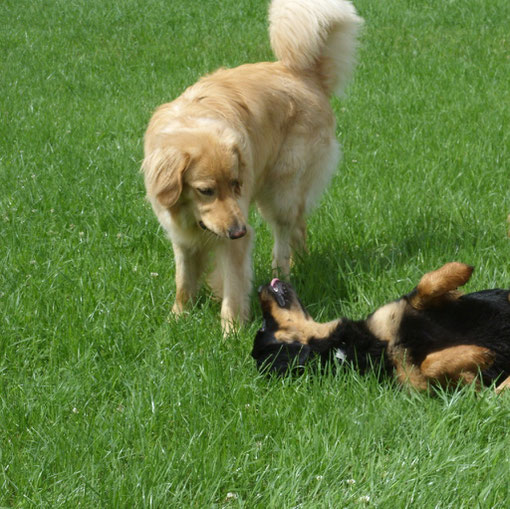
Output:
[228, 224, 247, 239]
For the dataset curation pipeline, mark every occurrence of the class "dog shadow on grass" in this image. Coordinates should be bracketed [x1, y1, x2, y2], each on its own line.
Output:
[258, 217, 469, 320]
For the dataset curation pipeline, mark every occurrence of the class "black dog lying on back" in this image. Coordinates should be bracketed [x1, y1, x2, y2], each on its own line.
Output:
[252, 263, 510, 393]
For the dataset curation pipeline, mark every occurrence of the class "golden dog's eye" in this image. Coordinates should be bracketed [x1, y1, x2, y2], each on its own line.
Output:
[231, 180, 241, 192]
[197, 188, 214, 196]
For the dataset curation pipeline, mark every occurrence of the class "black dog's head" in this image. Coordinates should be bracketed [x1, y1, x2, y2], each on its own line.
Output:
[251, 279, 340, 374]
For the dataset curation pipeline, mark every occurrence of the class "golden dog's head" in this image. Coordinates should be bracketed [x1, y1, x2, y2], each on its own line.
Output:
[143, 128, 247, 239]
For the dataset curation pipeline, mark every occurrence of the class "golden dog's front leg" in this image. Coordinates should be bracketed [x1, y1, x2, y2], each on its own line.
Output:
[217, 227, 253, 335]
[171, 242, 206, 315]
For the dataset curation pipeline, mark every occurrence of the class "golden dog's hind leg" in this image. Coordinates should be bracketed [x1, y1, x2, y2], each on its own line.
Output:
[289, 217, 308, 268]
[258, 191, 306, 279]
[271, 215, 308, 278]
[217, 226, 253, 335]
[172, 243, 207, 315]
[271, 223, 292, 278]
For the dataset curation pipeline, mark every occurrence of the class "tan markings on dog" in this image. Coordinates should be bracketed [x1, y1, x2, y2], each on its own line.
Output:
[389, 348, 429, 390]
[420, 345, 495, 387]
[260, 286, 340, 344]
[410, 262, 473, 310]
[495, 375, 510, 394]
[366, 300, 407, 343]
[274, 318, 341, 345]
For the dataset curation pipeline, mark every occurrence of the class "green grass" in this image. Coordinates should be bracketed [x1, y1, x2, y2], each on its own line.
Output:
[1, 0, 510, 506]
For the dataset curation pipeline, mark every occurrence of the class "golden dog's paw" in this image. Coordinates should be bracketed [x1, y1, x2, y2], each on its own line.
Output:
[171, 301, 187, 316]
[221, 317, 238, 338]
[221, 309, 249, 338]
[167, 303, 190, 324]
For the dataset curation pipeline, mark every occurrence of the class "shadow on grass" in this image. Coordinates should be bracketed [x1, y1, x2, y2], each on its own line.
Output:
[284, 213, 468, 310]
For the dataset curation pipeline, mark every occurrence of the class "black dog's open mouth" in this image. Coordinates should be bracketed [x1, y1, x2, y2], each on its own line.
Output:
[263, 278, 288, 308]
[258, 279, 312, 319]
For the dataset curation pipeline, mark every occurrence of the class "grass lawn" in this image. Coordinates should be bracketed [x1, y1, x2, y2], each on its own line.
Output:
[1, 0, 510, 506]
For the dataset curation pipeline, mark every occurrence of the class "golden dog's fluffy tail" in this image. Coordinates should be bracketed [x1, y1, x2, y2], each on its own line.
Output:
[269, 0, 363, 96]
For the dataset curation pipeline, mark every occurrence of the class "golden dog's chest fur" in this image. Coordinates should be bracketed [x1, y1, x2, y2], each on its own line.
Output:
[142, 0, 362, 332]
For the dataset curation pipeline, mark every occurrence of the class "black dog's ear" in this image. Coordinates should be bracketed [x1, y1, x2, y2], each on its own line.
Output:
[252, 330, 313, 375]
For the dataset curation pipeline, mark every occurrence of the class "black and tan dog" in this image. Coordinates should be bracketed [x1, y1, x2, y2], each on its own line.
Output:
[252, 263, 510, 393]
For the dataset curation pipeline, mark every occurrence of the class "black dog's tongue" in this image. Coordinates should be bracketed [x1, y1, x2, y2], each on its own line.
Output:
[270, 279, 286, 307]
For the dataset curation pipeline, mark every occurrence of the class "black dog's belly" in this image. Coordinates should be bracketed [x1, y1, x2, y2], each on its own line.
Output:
[461, 289, 510, 312]
[400, 289, 510, 383]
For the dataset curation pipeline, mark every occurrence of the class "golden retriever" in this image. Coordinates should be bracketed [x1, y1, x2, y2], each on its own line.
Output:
[142, 0, 363, 332]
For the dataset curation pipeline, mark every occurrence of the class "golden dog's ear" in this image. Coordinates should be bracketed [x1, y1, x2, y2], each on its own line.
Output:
[233, 144, 245, 171]
[410, 262, 474, 309]
[142, 144, 191, 208]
